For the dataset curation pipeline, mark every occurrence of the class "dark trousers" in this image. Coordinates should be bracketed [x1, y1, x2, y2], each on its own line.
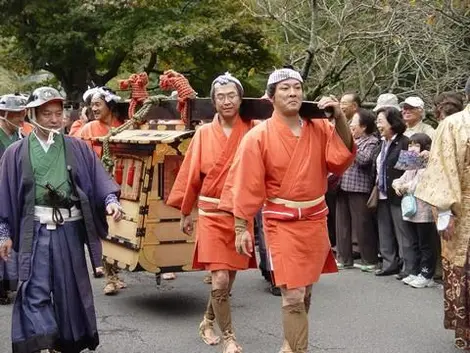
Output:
[256, 211, 272, 272]
[336, 190, 378, 265]
[406, 221, 438, 278]
[12, 221, 99, 353]
[377, 200, 417, 275]
[326, 190, 337, 247]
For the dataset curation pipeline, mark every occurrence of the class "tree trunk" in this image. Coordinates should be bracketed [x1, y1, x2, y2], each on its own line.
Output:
[58, 68, 90, 106]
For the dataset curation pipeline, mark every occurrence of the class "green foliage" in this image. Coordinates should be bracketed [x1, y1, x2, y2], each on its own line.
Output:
[0, 0, 279, 102]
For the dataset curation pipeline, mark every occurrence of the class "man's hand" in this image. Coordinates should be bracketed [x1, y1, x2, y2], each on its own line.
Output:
[318, 96, 345, 120]
[180, 214, 193, 236]
[235, 230, 253, 257]
[80, 107, 89, 124]
[442, 215, 455, 241]
[0, 238, 13, 261]
[106, 203, 123, 222]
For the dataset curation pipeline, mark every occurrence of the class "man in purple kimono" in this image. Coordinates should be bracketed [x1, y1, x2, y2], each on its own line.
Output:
[0, 93, 27, 304]
[0, 86, 123, 353]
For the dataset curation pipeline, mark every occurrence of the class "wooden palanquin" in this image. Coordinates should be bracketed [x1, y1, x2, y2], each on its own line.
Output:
[102, 129, 196, 275]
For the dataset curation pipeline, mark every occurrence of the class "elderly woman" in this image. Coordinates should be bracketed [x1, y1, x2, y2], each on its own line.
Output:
[373, 107, 414, 278]
[336, 108, 379, 271]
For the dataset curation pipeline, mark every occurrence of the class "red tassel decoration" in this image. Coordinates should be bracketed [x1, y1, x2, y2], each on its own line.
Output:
[115, 160, 124, 185]
[127, 160, 135, 187]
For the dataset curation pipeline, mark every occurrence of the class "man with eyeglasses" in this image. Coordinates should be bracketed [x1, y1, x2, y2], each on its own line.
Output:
[401, 96, 435, 139]
[167, 73, 257, 353]
[0, 86, 123, 353]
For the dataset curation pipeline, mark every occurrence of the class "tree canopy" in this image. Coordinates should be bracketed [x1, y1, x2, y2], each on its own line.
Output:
[0, 0, 279, 102]
[241, 0, 470, 102]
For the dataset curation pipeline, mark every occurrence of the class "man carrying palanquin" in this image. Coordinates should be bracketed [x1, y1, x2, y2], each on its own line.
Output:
[219, 68, 356, 353]
[0, 86, 123, 353]
[167, 72, 257, 353]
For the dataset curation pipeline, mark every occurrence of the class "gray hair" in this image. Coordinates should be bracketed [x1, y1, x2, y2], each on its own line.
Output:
[210, 72, 244, 102]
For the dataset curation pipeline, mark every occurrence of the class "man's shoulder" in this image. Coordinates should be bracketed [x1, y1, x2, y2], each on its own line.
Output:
[4, 138, 26, 157]
[64, 135, 93, 153]
[245, 119, 268, 138]
[444, 110, 468, 126]
[422, 122, 435, 132]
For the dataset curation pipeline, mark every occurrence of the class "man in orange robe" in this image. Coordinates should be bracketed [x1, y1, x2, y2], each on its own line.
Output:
[219, 68, 356, 353]
[80, 87, 123, 156]
[69, 88, 100, 137]
[77, 87, 127, 294]
[167, 73, 256, 353]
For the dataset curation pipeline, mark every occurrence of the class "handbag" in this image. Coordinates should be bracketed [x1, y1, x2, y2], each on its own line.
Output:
[401, 193, 417, 218]
[367, 186, 379, 209]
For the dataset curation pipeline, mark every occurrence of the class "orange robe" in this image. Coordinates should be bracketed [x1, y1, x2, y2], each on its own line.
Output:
[20, 122, 34, 136]
[167, 115, 257, 271]
[80, 119, 122, 156]
[219, 112, 356, 288]
[69, 120, 84, 137]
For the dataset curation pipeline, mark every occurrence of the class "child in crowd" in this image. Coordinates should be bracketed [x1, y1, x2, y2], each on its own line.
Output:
[392, 133, 437, 288]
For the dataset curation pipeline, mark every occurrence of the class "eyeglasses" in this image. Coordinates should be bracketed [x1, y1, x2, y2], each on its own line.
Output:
[215, 93, 239, 103]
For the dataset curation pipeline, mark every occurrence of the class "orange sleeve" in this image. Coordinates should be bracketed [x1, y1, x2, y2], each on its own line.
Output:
[324, 120, 357, 175]
[219, 131, 266, 221]
[21, 122, 34, 136]
[166, 129, 203, 215]
[78, 122, 95, 149]
[69, 120, 84, 137]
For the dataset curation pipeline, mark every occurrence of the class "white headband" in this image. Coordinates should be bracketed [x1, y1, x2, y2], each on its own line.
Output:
[91, 87, 121, 103]
[211, 72, 244, 96]
[83, 87, 99, 103]
[267, 68, 303, 86]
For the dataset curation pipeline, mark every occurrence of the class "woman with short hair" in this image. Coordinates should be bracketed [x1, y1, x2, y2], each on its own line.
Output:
[373, 107, 415, 278]
[336, 108, 379, 271]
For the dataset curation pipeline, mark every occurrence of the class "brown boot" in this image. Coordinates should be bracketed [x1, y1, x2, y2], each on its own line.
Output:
[282, 303, 308, 353]
[199, 294, 220, 345]
[211, 289, 241, 353]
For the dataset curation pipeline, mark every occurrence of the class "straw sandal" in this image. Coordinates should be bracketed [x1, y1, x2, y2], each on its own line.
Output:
[222, 331, 242, 353]
[278, 340, 293, 353]
[198, 317, 221, 345]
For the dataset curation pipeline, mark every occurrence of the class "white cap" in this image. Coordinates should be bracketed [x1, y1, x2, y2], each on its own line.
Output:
[267, 68, 303, 86]
[400, 96, 425, 109]
[373, 93, 400, 112]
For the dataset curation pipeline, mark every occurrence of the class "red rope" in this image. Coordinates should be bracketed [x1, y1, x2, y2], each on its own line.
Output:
[119, 72, 149, 119]
[159, 70, 196, 124]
